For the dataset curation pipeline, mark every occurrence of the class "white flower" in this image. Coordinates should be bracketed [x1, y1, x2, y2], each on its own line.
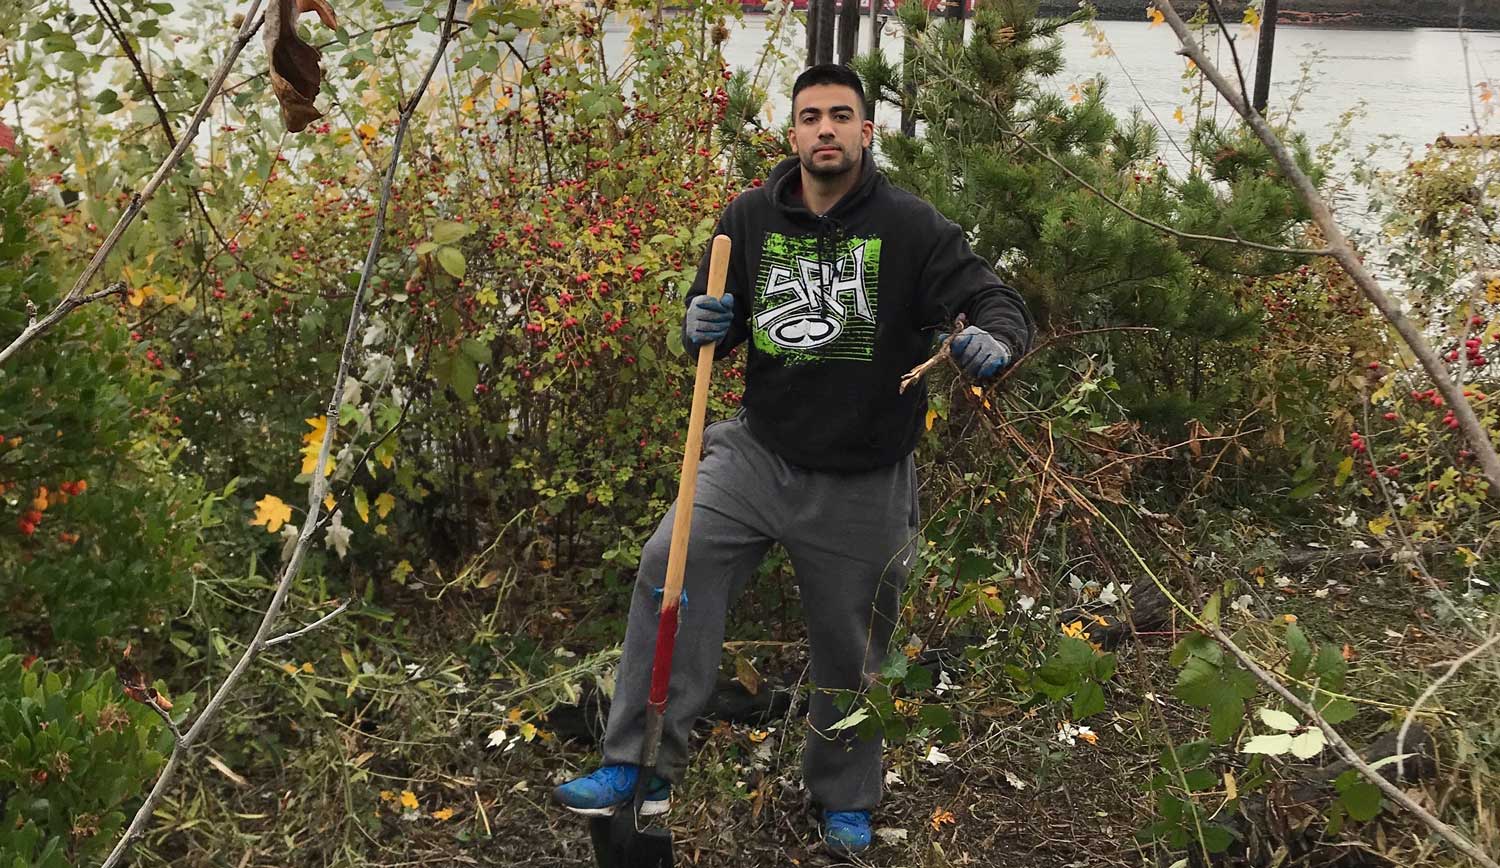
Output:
[934, 669, 955, 694]
[884, 769, 904, 786]
[486, 728, 508, 748]
[924, 746, 952, 765]
[1230, 594, 1253, 615]
[1098, 583, 1120, 606]
[1018, 595, 1036, 612]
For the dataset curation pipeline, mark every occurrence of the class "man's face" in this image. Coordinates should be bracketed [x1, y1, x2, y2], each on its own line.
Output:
[788, 83, 874, 179]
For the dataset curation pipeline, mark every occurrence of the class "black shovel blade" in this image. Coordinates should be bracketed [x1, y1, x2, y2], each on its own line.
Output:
[589, 809, 673, 868]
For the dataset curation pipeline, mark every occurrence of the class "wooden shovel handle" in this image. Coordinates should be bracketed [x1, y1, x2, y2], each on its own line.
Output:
[647, 235, 729, 713]
[661, 234, 730, 610]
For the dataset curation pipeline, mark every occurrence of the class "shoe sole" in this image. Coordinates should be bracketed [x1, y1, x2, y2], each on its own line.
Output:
[563, 796, 670, 818]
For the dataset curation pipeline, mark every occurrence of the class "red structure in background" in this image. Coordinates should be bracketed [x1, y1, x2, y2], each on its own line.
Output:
[739, 0, 975, 13]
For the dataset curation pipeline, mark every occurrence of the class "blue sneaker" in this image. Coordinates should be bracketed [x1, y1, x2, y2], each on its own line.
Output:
[822, 810, 872, 855]
[552, 764, 671, 817]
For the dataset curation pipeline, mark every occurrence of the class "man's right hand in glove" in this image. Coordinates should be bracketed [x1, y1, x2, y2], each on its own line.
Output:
[684, 293, 736, 347]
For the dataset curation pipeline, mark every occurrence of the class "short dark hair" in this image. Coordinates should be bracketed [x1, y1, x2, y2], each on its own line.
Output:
[791, 63, 867, 118]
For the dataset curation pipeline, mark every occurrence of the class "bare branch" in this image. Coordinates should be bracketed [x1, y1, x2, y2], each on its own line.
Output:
[1207, 622, 1500, 868]
[0, 1, 267, 369]
[1396, 631, 1500, 780]
[265, 599, 351, 648]
[97, 1, 465, 864]
[1151, 0, 1500, 497]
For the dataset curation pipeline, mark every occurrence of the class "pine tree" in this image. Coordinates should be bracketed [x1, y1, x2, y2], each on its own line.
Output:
[856, 0, 1323, 429]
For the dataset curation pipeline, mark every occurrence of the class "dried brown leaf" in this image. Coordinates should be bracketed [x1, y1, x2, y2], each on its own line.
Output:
[264, 0, 335, 132]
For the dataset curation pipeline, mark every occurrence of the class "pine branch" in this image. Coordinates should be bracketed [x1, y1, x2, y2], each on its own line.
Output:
[1151, 0, 1500, 500]
[96, 1, 464, 864]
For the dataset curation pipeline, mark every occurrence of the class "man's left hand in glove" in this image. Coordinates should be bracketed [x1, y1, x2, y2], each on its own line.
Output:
[949, 325, 1012, 380]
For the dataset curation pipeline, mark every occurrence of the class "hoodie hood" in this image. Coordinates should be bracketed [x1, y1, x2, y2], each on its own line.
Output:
[767, 148, 881, 221]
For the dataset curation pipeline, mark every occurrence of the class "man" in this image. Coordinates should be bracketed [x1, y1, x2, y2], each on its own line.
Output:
[553, 64, 1034, 856]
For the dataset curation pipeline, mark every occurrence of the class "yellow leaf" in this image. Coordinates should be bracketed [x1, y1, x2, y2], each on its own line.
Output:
[1282, 614, 1298, 624]
[748, 729, 769, 743]
[494, 95, 510, 112]
[970, 386, 983, 398]
[1062, 620, 1089, 640]
[461, 96, 475, 113]
[1224, 770, 1238, 801]
[520, 722, 538, 741]
[161, 293, 179, 305]
[324, 493, 336, 510]
[282, 662, 298, 674]
[356, 122, 378, 141]
[1077, 729, 1098, 745]
[354, 487, 370, 523]
[127, 284, 155, 307]
[1242, 7, 1260, 28]
[930, 806, 956, 830]
[374, 492, 396, 519]
[1146, 6, 1164, 27]
[379, 790, 394, 802]
[400, 790, 418, 810]
[301, 416, 334, 476]
[507, 707, 523, 723]
[301, 661, 314, 674]
[1173, 106, 1185, 124]
[925, 408, 937, 431]
[431, 807, 455, 821]
[251, 494, 293, 533]
[1368, 515, 1392, 537]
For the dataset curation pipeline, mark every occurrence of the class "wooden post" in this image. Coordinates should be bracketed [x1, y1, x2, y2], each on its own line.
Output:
[836, 0, 860, 64]
[900, 24, 916, 136]
[806, 0, 836, 66]
[1251, 0, 1278, 114]
[864, 0, 881, 120]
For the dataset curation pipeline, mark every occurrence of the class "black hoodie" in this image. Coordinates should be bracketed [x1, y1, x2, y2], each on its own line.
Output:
[683, 152, 1035, 473]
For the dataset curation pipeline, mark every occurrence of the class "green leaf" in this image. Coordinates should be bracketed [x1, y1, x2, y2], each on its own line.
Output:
[418, 13, 439, 31]
[1288, 479, 1321, 499]
[1092, 653, 1117, 682]
[1285, 624, 1312, 680]
[1201, 823, 1235, 854]
[903, 665, 933, 693]
[1335, 771, 1383, 821]
[450, 353, 478, 399]
[1170, 632, 1219, 667]
[432, 221, 475, 245]
[414, 241, 439, 255]
[1176, 656, 1257, 743]
[1318, 697, 1357, 725]
[1072, 680, 1105, 719]
[1203, 590, 1221, 626]
[498, 7, 543, 28]
[460, 338, 492, 365]
[919, 704, 953, 731]
[945, 587, 977, 620]
[436, 246, 466, 278]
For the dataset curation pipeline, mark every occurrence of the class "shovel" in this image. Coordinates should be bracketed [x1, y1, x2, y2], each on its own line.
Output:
[590, 234, 732, 868]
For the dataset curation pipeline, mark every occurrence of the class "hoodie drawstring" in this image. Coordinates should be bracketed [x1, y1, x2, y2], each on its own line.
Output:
[813, 214, 845, 320]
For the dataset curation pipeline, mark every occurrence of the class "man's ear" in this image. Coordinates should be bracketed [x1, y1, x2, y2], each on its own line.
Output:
[861, 119, 874, 148]
[787, 125, 799, 153]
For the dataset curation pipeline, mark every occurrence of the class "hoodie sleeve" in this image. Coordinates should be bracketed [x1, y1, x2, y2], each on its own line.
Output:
[681, 199, 751, 360]
[915, 211, 1035, 358]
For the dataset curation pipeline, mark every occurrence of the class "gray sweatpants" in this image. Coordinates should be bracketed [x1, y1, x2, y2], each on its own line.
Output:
[601, 415, 919, 812]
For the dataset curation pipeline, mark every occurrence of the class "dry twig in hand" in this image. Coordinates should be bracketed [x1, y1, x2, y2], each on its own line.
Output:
[900, 314, 965, 394]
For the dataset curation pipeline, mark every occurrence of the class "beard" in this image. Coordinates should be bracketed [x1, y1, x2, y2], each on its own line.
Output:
[800, 143, 858, 178]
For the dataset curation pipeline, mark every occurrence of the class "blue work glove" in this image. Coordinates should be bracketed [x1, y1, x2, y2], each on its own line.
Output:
[949, 325, 1012, 379]
[685, 293, 736, 348]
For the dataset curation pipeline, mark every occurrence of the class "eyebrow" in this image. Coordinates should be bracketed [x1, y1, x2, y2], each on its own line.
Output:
[799, 104, 858, 117]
